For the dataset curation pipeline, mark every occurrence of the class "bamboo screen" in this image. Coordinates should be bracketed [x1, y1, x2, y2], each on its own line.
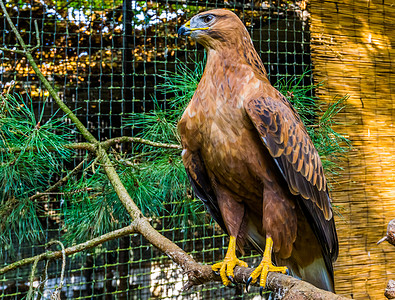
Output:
[310, 0, 395, 299]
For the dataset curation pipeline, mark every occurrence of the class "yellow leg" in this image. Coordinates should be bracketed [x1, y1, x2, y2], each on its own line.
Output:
[212, 236, 248, 286]
[246, 237, 288, 293]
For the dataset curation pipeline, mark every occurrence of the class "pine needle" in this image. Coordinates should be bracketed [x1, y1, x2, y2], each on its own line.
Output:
[0, 93, 73, 258]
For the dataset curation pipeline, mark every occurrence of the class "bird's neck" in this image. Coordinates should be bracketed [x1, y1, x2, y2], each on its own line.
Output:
[205, 42, 269, 83]
[204, 28, 269, 79]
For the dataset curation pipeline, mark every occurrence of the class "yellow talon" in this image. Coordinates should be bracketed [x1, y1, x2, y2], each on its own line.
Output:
[246, 237, 288, 291]
[212, 236, 248, 286]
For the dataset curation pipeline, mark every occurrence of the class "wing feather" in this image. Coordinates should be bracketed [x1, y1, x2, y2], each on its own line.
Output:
[245, 94, 338, 263]
[183, 150, 228, 234]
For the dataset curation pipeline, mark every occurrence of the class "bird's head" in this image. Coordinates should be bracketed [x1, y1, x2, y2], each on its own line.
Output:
[178, 9, 251, 50]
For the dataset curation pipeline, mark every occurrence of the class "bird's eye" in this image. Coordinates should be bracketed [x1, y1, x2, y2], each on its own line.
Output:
[203, 15, 214, 23]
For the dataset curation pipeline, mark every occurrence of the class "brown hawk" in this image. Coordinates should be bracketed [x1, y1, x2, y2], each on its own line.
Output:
[177, 9, 338, 293]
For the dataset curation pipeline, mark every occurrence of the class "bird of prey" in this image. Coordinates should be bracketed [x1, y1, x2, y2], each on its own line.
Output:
[177, 9, 338, 293]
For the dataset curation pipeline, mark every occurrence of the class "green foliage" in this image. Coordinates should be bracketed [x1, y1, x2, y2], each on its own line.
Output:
[129, 98, 181, 150]
[62, 165, 132, 245]
[0, 94, 72, 200]
[160, 58, 206, 112]
[0, 197, 43, 258]
[275, 73, 350, 178]
[0, 93, 73, 257]
[61, 153, 199, 245]
[54, 60, 207, 245]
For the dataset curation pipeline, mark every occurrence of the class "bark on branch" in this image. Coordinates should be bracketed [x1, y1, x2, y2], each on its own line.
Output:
[0, 224, 137, 275]
[377, 219, 395, 247]
[0, 2, 349, 299]
[101, 136, 181, 150]
[378, 220, 395, 299]
[0, 137, 181, 153]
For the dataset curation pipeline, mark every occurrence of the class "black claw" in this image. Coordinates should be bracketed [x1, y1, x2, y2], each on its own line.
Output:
[227, 275, 235, 284]
[260, 286, 265, 297]
[245, 276, 253, 293]
[213, 271, 220, 276]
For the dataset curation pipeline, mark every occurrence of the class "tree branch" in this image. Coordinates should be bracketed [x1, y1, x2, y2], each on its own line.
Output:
[30, 20, 41, 53]
[0, 224, 137, 275]
[0, 137, 180, 153]
[101, 136, 182, 150]
[0, 46, 25, 54]
[184, 264, 349, 299]
[377, 219, 395, 247]
[385, 280, 395, 299]
[30, 158, 87, 201]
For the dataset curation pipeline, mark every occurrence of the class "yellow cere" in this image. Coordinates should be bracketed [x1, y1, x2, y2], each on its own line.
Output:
[185, 20, 208, 31]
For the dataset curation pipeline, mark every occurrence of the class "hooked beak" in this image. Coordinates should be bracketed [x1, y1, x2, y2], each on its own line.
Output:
[178, 20, 209, 37]
[178, 20, 191, 36]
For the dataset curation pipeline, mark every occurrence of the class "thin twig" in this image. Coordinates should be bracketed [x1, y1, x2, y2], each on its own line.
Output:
[131, 150, 157, 160]
[66, 142, 95, 151]
[29, 189, 92, 197]
[112, 152, 138, 168]
[36, 260, 49, 300]
[27, 256, 40, 300]
[46, 158, 87, 193]
[0, 47, 25, 54]
[90, 156, 99, 173]
[46, 241, 66, 299]
[101, 136, 182, 150]
[0, 138, 180, 153]
[30, 20, 41, 52]
[30, 158, 88, 201]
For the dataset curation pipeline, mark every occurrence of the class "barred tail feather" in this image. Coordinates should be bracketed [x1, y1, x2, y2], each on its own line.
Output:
[298, 257, 335, 292]
[276, 255, 335, 293]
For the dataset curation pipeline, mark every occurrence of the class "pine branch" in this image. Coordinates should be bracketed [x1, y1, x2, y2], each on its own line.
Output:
[0, 0, 151, 221]
[0, 47, 25, 54]
[0, 2, 95, 143]
[0, 143, 94, 153]
[0, 137, 181, 153]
